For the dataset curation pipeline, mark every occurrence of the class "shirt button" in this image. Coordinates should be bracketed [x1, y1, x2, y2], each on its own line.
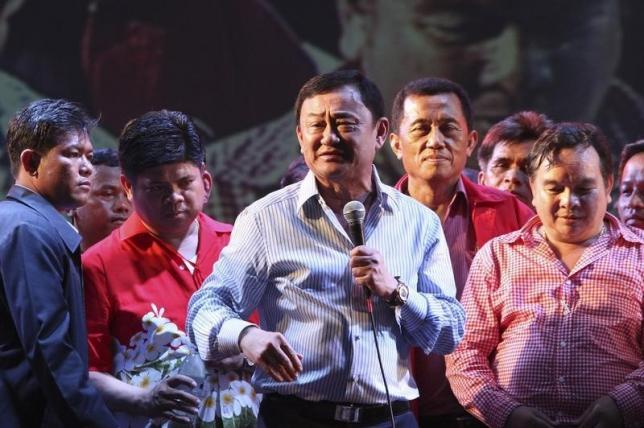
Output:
[179, 265, 185, 270]
[558, 376, 565, 384]
[564, 280, 571, 286]
[560, 340, 567, 348]
[354, 335, 360, 341]
[348, 376, 356, 383]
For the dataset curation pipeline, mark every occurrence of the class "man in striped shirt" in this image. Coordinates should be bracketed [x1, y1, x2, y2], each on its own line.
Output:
[446, 123, 643, 428]
[187, 70, 466, 427]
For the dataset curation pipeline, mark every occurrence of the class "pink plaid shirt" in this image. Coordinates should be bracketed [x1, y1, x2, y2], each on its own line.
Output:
[446, 214, 644, 428]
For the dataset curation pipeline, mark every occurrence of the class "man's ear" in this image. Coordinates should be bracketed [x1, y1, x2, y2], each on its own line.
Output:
[337, 0, 374, 61]
[529, 178, 537, 207]
[389, 132, 403, 161]
[296, 125, 305, 154]
[466, 130, 479, 157]
[120, 174, 134, 202]
[202, 169, 213, 202]
[19, 149, 41, 176]
[605, 174, 614, 204]
[375, 117, 389, 150]
[478, 170, 485, 185]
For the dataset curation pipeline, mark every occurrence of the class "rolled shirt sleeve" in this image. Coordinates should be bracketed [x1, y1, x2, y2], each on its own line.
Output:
[187, 208, 266, 361]
[399, 215, 465, 356]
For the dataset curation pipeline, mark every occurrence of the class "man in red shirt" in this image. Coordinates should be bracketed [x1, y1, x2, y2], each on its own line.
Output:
[477, 111, 552, 207]
[82, 110, 234, 424]
[446, 123, 643, 428]
[389, 77, 534, 427]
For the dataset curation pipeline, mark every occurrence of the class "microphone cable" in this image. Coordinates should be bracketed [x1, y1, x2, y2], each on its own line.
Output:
[366, 295, 396, 427]
[343, 200, 396, 428]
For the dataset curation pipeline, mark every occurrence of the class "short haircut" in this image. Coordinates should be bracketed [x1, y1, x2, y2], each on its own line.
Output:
[527, 122, 613, 181]
[618, 140, 644, 181]
[391, 77, 473, 133]
[6, 98, 97, 176]
[91, 147, 119, 168]
[294, 69, 384, 125]
[478, 111, 552, 170]
[118, 110, 205, 179]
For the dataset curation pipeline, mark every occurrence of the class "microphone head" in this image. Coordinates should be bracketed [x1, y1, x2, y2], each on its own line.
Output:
[343, 200, 366, 225]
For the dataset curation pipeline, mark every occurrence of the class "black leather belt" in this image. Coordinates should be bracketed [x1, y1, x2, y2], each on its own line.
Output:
[265, 394, 410, 424]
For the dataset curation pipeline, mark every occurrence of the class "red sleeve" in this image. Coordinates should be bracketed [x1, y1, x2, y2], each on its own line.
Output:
[82, 252, 114, 373]
[514, 198, 536, 226]
[246, 310, 259, 325]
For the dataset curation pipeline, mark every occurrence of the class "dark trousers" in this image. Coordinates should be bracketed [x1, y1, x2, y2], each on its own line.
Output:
[258, 394, 419, 428]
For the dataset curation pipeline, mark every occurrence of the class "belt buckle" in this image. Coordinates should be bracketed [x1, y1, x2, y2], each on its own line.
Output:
[334, 404, 361, 423]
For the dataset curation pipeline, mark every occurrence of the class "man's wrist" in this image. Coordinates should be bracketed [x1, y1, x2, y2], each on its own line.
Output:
[237, 325, 258, 352]
[386, 276, 409, 307]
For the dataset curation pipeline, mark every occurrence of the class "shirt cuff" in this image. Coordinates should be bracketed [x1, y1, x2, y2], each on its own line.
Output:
[218, 318, 256, 356]
[398, 288, 428, 331]
[609, 383, 644, 427]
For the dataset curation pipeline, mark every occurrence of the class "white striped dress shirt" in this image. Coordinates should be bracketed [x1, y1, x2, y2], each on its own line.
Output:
[187, 168, 464, 403]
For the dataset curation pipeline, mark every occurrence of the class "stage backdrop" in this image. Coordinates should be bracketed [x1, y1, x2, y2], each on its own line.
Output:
[0, 0, 642, 222]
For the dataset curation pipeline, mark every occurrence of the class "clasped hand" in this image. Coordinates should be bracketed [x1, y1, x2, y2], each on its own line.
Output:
[506, 396, 623, 428]
[143, 375, 200, 424]
[350, 245, 397, 299]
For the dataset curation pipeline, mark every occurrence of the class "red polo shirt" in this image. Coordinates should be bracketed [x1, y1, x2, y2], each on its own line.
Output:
[82, 211, 232, 373]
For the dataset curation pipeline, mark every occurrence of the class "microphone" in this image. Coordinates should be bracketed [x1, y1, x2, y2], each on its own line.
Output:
[343, 201, 370, 301]
[342, 200, 365, 246]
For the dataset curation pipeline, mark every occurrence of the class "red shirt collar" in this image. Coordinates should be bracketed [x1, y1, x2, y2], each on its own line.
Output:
[119, 211, 230, 242]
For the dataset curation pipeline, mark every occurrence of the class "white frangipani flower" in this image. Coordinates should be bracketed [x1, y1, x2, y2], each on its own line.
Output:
[198, 390, 218, 423]
[220, 390, 241, 419]
[229, 380, 254, 408]
[130, 368, 162, 390]
[151, 321, 180, 346]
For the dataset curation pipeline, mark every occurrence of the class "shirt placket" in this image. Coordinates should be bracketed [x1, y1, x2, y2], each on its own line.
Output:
[316, 197, 364, 400]
[554, 277, 575, 409]
[345, 308, 365, 400]
[348, 203, 388, 401]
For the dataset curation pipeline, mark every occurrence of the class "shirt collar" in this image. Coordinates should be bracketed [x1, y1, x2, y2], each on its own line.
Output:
[451, 176, 469, 205]
[7, 184, 81, 252]
[395, 174, 468, 202]
[296, 166, 396, 214]
[503, 212, 644, 245]
[119, 211, 222, 242]
[120, 211, 151, 241]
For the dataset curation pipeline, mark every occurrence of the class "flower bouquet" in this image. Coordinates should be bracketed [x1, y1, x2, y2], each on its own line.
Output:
[112, 304, 260, 428]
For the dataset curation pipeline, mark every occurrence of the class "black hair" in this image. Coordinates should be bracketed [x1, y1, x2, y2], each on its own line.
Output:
[91, 147, 119, 167]
[478, 111, 552, 170]
[118, 110, 205, 179]
[6, 98, 96, 176]
[391, 77, 473, 133]
[527, 122, 613, 181]
[618, 140, 644, 182]
[294, 69, 384, 125]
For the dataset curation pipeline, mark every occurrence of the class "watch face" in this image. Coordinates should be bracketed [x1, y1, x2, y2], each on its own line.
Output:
[399, 283, 409, 302]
